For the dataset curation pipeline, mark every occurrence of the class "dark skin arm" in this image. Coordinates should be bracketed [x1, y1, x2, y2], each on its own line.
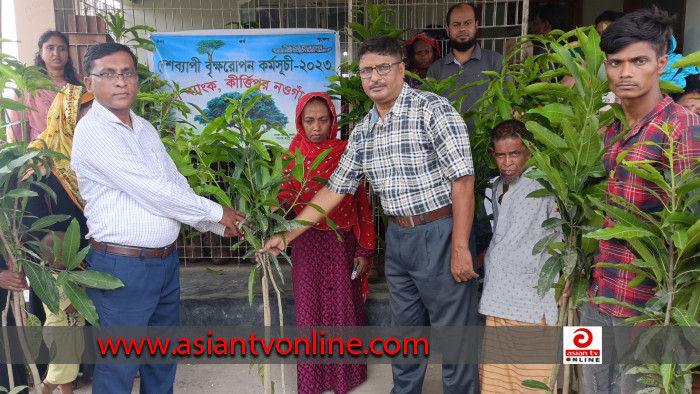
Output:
[260, 186, 347, 254]
[450, 175, 478, 282]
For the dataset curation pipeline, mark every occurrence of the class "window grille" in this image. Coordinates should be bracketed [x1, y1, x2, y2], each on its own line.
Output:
[54, 0, 528, 263]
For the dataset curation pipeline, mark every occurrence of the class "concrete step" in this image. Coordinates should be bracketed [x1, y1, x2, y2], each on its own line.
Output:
[179, 262, 391, 326]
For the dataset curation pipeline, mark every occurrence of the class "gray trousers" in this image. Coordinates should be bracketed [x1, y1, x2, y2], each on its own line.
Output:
[385, 216, 479, 394]
[579, 302, 647, 394]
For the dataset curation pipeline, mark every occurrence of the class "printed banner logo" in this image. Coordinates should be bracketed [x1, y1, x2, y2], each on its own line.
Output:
[563, 326, 602, 364]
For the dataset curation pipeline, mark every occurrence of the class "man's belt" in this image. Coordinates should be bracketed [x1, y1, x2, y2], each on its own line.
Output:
[89, 239, 175, 259]
[389, 205, 452, 228]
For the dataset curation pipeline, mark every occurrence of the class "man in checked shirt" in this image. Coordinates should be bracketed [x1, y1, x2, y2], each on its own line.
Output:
[581, 8, 700, 394]
[263, 36, 479, 393]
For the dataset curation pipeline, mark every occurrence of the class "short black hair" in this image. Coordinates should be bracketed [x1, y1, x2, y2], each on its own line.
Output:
[446, 3, 477, 25]
[532, 4, 566, 31]
[600, 7, 675, 57]
[358, 36, 402, 62]
[671, 89, 700, 103]
[83, 42, 138, 75]
[490, 120, 533, 146]
[595, 10, 624, 26]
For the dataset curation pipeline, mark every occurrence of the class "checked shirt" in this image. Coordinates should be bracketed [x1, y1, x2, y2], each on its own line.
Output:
[326, 83, 474, 216]
[589, 96, 700, 318]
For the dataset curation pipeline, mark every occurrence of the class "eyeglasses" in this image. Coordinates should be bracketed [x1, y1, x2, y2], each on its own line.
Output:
[358, 62, 402, 79]
[89, 72, 138, 81]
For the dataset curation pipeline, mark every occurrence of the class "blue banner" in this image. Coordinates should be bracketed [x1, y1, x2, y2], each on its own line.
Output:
[150, 29, 340, 146]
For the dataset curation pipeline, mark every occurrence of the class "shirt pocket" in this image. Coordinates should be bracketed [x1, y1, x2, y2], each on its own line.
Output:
[143, 138, 170, 173]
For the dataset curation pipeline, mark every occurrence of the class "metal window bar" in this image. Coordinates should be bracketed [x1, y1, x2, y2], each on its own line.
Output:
[55, 0, 526, 263]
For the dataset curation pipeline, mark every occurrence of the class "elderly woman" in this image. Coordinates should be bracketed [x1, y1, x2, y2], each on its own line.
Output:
[278, 92, 375, 394]
[8, 30, 82, 143]
[402, 32, 441, 88]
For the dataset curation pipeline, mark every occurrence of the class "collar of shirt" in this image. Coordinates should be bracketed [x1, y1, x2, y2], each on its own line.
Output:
[90, 98, 141, 133]
[444, 43, 482, 67]
[368, 83, 412, 126]
[610, 95, 672, 143]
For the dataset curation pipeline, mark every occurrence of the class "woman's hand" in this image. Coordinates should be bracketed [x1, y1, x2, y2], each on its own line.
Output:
[353, 257, 370, 279]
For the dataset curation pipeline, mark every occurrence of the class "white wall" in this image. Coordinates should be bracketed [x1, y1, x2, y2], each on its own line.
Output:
[683, 0, 700, 55]
[13, 0, 55, 65]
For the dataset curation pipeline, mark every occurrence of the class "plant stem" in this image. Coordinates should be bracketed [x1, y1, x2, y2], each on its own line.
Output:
[664, 243, 675, 327]
[3, 292, 13, 389]
[260, 254, 272, 394]
[562, 296, 574, 394]
[548, 275, 573, 392]
[267, 257, 286, 394]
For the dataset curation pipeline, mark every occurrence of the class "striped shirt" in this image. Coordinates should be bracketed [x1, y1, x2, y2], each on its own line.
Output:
[326, 84, 474, 216]
[590, 96, 700, 317]
[71, 100, 225, 248]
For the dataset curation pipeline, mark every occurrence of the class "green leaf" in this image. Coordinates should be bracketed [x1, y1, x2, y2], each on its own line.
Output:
[623, 164, 667, 188]
[21, 207, 67, 234]
[523, 83, 574, 101]
[249, 140, 271, 161]
[291, 148, 304, 182]
[659, 80, 684, 93]
[62, 219, 82, 270]
[528, 103, 574, 125]
[680, 219, 700, 259]
[271, 218, 308, 233]
[561, 246, 578, 278]
[672, 230, 688, 251]
[241, 225, 261, 250]
[270, 253, 284, 285]
[660, 363, 673, 392]
[526, 121, 567, 150]
[25, 312, 41, 327]
[687, 283, 700, 321]
[521, 379, 552, 392]
[309, 148, 332, 171]
[0, 188, 37, 200]
[22, 262, 59, 315]
[66, 246, 90, 272]
[588, 197, 653, 232]
[526, 189, 553, 198]
[585, 296, 648, 314]
[592, 262, 650, 278]
[670, 50, 700, 69]
[672, 307, 700, 327]
[68, 270, 124, 290]
[626, 273, 646, 289]
[206, 267, 223, 275]
[537, 255, 563, 299]
[532, 232, 559, 255]
[62, 280, 100, 326]
[541, 217, 566, 231]
[248, 263, 258, 306]
[584, 226, 656, 240]
[571, 276, 589, 307]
